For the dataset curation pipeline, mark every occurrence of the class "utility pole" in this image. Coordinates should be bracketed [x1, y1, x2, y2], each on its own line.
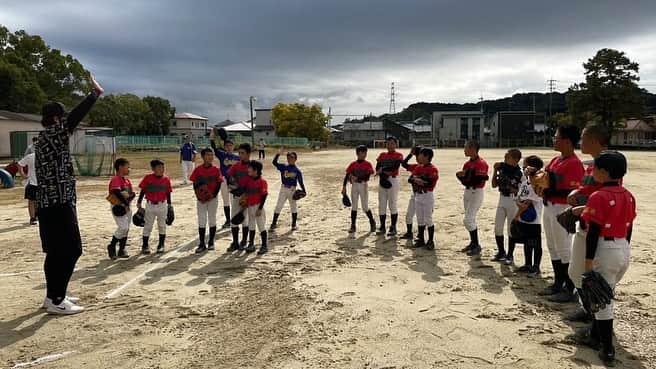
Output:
[389, 82, 396, 114]
[249, 96, 256, 147]
[547, 78, 558, 147]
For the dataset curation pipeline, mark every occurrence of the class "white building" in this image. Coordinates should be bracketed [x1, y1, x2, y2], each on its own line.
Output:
[253, 108, 276, 141]
[432, 111, 486, 146]
[171, 112, 209, 137]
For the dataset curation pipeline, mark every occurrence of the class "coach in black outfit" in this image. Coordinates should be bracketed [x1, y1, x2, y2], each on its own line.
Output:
[36, 74, 104, 315]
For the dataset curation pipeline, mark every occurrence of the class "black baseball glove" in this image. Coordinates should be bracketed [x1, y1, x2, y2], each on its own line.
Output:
[581, 271, 614, 314]
[166, 206, 175, 226]
[557, 207, 579, 234]
[342, 194, 351, 207]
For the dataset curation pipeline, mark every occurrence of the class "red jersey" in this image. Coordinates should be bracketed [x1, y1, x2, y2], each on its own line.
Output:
[545, 154, 584, 204]
[245, 176, 268, 206]
[139, 174, 172, 203]
[412, 164, 439, 192]
[346, 160, 375, 183]
[108, 176, 134, 197]
[581, 185, 636, 238]
[376, 151, 405, 177]
[227, 161, 251, 189]
[190, 164, 223, 195]
[462, 157, 489, 189]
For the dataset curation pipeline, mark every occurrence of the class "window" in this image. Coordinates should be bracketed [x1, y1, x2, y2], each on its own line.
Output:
[472, 118, 481, 140]
[460, 118, 469, 140]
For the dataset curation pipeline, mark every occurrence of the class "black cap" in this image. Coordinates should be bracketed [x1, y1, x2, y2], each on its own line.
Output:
[41, 101, 66, 124]
[594, 150, 627, 179]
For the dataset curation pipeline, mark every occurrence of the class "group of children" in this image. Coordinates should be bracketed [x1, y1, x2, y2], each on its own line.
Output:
[341, 127, 635, 366]
[106, 130, 306, 259]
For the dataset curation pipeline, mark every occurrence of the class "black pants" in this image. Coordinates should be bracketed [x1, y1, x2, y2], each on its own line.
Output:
[258, 150, 265, 159]
[518, 222, 542, 268]
[38, 204, 83, 301]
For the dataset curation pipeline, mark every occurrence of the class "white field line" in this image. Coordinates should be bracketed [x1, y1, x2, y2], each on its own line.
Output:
[0, 267, 95, 278]
[104, 229, 229, 299]
[10, 351, 76, 369]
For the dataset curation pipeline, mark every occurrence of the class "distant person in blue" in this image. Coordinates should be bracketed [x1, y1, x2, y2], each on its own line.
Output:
[270, 147, 306, 231]
[210, 128, 240, 228]
[179, 135, 197, 185]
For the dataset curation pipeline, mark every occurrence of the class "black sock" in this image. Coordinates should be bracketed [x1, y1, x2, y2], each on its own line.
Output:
[365, 210, 375, 225]
[261, 231, 268, 247]
[242, 227, 249, 242]
[231, 227, 239, 244]
[291, 212, 297, 227]
[562, 263, 575, 292]
[198, 227, 206, 245]
[406, 224, 412, 235]
[507, 238, 516, 259]
[109, 236, 119, 247]
[379, 215, 386, 229]
[224, 207, 231, 223]
[532, 237, 542, 268]
[552, 260, 563, 288]
[249, 230, 256, 244]
[470, 229, 479, 246]
[272, 212, 280, 226]
[208, 226, 216, 245]
[523, 242, 532, 266]
[351, 211, 357, 227]
[390, 214, 398, 229]
[598, 319, 614, 351]
[495, 235, 504, 254]
[427, 226, 434, 242]
[119, 237, 128, 251]
[158, 234, 166, 247]
[142, 236, 149, 249]
[417, 225, 425, 242]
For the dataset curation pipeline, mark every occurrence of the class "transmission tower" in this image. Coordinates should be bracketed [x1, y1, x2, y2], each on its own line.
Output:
[389, 82, 396, 114]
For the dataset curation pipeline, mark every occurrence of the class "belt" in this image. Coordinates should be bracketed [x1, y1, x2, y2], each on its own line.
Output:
[148, 200, 164, 205]
[466, 187, 480, 190]
[284, 184, 296, 188]
[603, 237, 615, 241]
[414, 189, 433, 194]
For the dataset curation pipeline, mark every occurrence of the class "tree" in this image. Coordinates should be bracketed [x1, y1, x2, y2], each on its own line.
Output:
[567, 48, 645, 132]
[143, 96, 175, 135]
[0, 59, 46, 112]
[271, 103, 329, 141]
[0, 25, 90, 109]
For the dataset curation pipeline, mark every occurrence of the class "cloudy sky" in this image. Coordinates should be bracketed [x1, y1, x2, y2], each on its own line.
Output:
[2, 0, 656, 122]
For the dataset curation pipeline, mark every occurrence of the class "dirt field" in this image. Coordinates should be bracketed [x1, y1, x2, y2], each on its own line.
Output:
[1, 148, 655, 369]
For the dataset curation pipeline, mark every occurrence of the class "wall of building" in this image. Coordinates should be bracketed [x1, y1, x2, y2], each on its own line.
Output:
[1, 121, 43, 157]
[170, 118, 209, 137]
[255, 110, 273, 127]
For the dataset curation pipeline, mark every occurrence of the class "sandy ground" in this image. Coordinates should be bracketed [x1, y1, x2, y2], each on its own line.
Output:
[0, 148, 654, 369]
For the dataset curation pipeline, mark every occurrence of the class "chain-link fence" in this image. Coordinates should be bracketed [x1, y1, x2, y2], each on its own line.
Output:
[114, 135, 309, 152]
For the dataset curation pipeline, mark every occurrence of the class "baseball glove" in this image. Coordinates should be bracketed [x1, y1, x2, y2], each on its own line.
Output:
[572, 192, 588, 207]
[230, 187, 245, 197]
[342, 194, 351, 207]
[557, 207, 578, 234]
[166, 206, 175, 226]
[195, 184, 213, 203]
[239, 195, 248, 208]
[112, 204, 127, 217]
[531, 170, 550, 197]
[458, 168, 476, 187]
[217, 127, 228, 141]
[379, 173, 392, 189]
[107, 191, 130, 206]
[132, 208, 146, 227]
[292, 189, 306, 200]
[581, 271, 614, 314]
[231, 210, 245, 225]
[510, 219, 523, 240]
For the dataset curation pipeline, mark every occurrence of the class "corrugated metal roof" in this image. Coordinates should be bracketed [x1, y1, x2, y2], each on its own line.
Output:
[175, 112, 208, 120]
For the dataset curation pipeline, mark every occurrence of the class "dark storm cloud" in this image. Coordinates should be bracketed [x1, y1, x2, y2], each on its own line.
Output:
[2, 0, 656, 120]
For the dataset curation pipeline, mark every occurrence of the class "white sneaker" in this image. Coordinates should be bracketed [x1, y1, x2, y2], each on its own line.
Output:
[41, 296, 80, 309]
[46, 298, 84, 315]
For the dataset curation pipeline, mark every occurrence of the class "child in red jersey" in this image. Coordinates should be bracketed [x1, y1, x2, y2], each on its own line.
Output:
[226, 143, 252, 252]
[579, 151, 636, 366]
[245, 161, 269, 254]
[137, 159, 173, 254]
[342, 145, 377, 235]
[457, 140, 489, 256]
[107, 158, 136, 260]
[375, 136, 405, 236]
[409, 147, 439, 250]
[566, 124, 610, 323]
[190, 148, 223, 253]
[536, 125, 584, 303]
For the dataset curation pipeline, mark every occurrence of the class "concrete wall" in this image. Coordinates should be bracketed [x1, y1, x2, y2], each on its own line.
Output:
[0, 120, 43, 157]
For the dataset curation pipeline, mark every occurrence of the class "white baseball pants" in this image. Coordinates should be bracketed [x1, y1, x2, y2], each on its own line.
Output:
[494, 194, 517, 237]
[415, 192, 434, 227]
[274, 186, 298, 213]
[351, 182, 370, 212]
[378, 176, 400, 215]
[197, 197, 218, 228]
[143, 202, 167, 237]
[543, 202, 573, 263]
[463, 188, 484, 232]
